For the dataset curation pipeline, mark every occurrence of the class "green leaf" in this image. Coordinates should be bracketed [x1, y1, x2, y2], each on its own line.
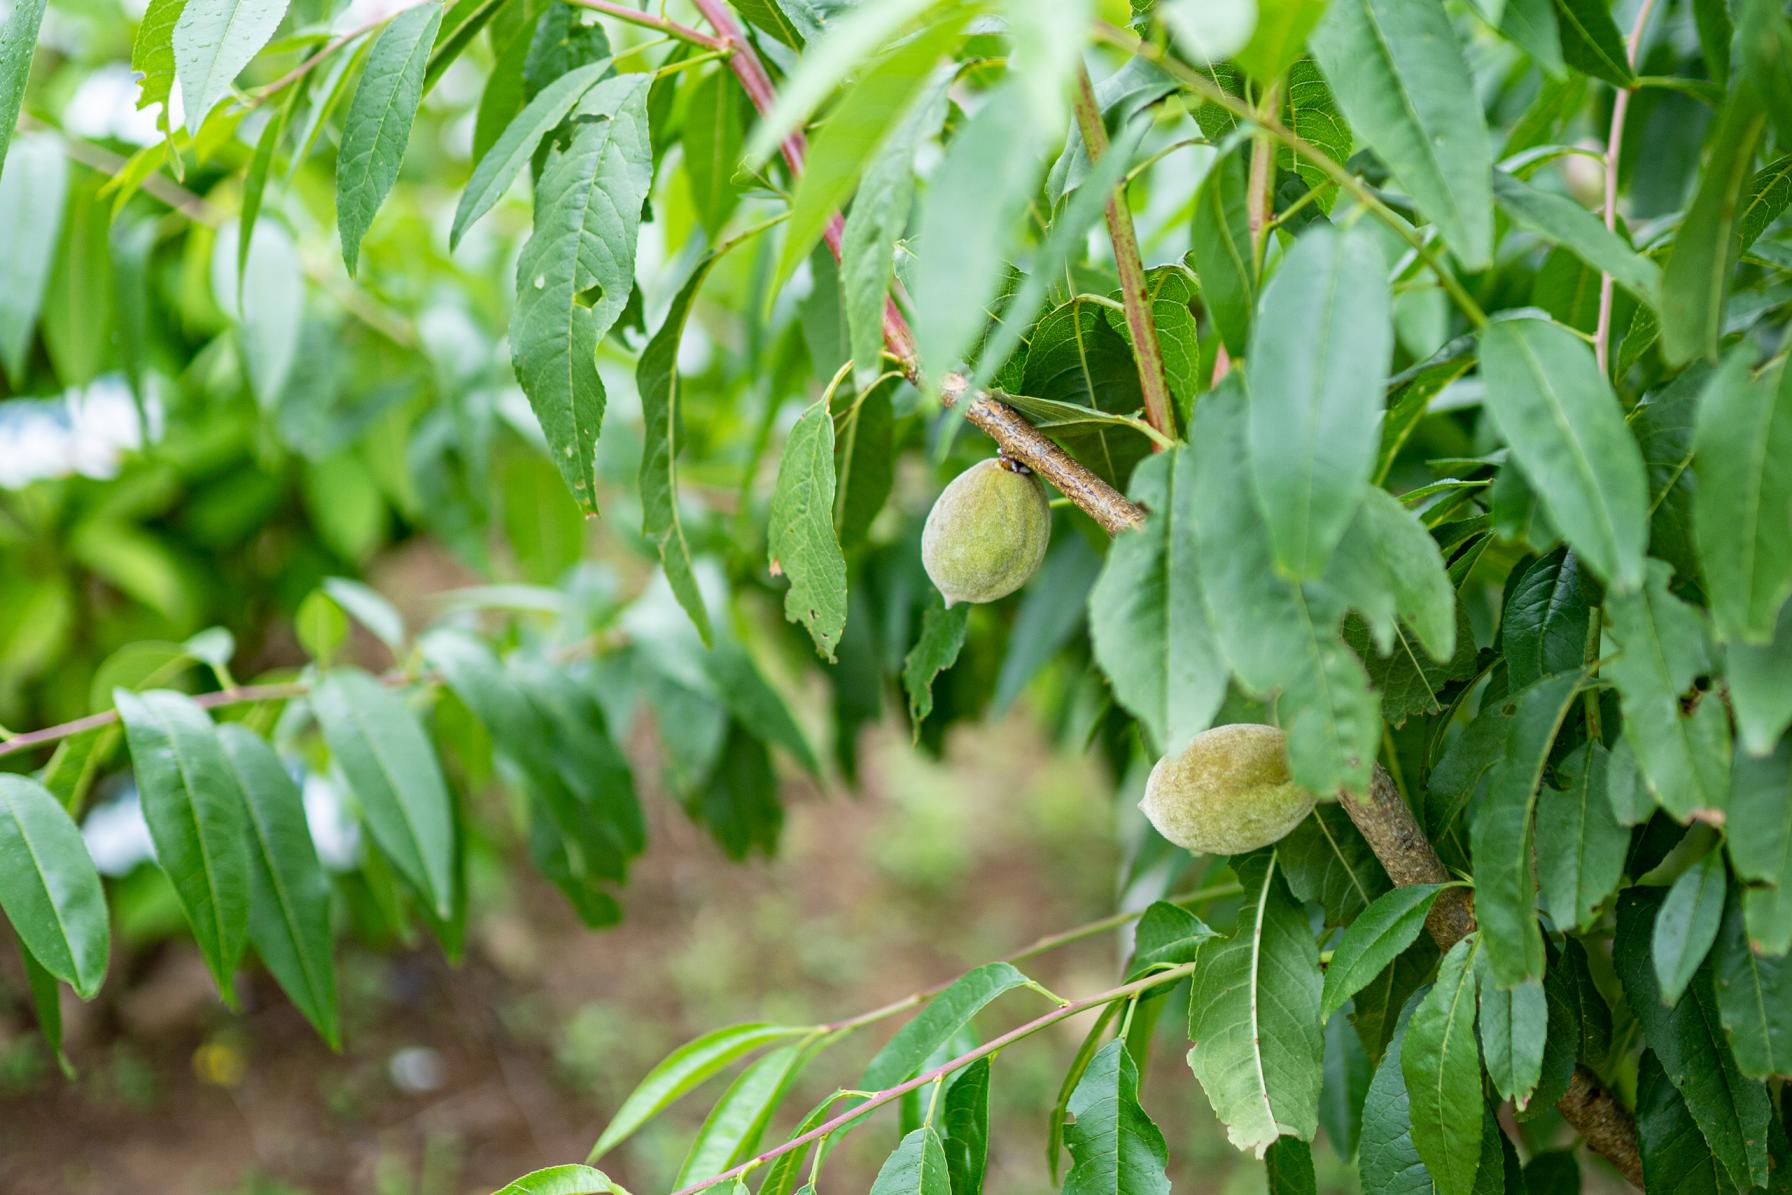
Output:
[1660, 99, 1767, 366]
[1088, 447, 1225, 756]
[869, 1125, 952, 1195]
[0, 0, 46, 175]
[901, 595, 968, 732]
[675, 1042, 811, 1187]
[1188, 145, 1254, 356]
[1063, 1040, 1171, 1195]
[1265, 1135, 1317, 1195]
[1738, 154, 1792, 255]
[1470, 670, 1582, 986]
[769, 402, 848, 660]
[1311, 0, 1494, 268]
[863, 963, 1032, 1089]
[1605, 559, 1731, 821]
[773, 11, 969, 293]
[683, 68, 747, 240]
[495, 1165, 624, 1195]
[1479, 317, 1648, 592]
[1535, 742, 1627, 932]
[589, 1023, 812, 1160]
[1474, 948, 1546, 1110]
[0, 134, 67, 383]
[1501, 548, 1595, 691]
[833, 382, 894, 550]
[1328, 488, 1458, 662]
[1491, 170, 1660, 307]
[173, 0, 292, 135]
[1653, 849, 1727, 1007]
[1403, 936, 1482, 1195]
[1016, 298, 1151, 489]
[1236, 0, 1331, 82]
[1635, 1051, 1739, 1195]
[1321, 884, 1446, 1021]
[1615, 890, 1772, 1190]
[295, 588, 349, 664]
[1127, 901, 1219, 979]
[509, 73, 651, 514]
[1728, 601, 1792, 759]
[1712, 894, 1792, 1078]
[1280, 805, 1392, 926]
[1320, 1012, 1372, 1158]
[216, 724, 338, 1048]
[212, 218, 302, 408]
[941, 1056, 990, 1195]
[0, 775, 109, 1001]
[1738, 0, 1792, 147]
[1551, 0, 1633, 86]
[335, 1, 442, 275]
[703, 644, 818, 777]
[1728, 743, 1792, 955]
[1246, 224, 1392, 579]
[239, 78, 299, 289]
[1359, 988, 1437, 1194]
[1186, 852, 1324, 1156]
[311, 668, 457, 919]
[131, 0, 184, 133]
[1489, 0, 1563, 74]
[115, 689, 251, 995]
[1693, 354, 1792, 645]
[452, 57, 613, 247]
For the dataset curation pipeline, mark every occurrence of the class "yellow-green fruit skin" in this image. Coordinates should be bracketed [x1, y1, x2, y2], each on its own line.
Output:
[1139, 723, 1316, 855]
[921, 459, 1052, 606]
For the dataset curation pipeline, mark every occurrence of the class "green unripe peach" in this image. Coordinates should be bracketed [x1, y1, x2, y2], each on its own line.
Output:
[921, 458, 1052, 606]
[1139, 724, 1317, 855]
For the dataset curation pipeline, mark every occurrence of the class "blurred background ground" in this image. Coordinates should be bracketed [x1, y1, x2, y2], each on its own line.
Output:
[0, 711, 1331, 1195]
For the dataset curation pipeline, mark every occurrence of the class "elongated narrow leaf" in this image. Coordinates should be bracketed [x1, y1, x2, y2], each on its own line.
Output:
[1474, 947, 1546, 1109]
[1311, 0, 1494, 267]
[1491, 170, 1660, 307]
[869, 1125, 952, 1195]
[589, 1023, 812, 1160]
[1187, 852, 1323, 1156]
[1535, 742, 1627, 931]
[130, 0, 182, 131]
[1712, 896, 1792, 1079]
[1246, 223, 1392, 579]
[173, 0, 292, 135]
[0, 0, 47, 175]
[1189, 145, 1254, 355]
[1693, 354, 1792, 644]
[863, 963, 1031, 1089]
[216, 725, 338, 1048]
[1062, 1040, 1171, 1195]
[1552, 0, 1634, 86]
[509, 73, 651, 514]
[1653, 849, 1727, 1007]
[1615, 890, 1772, 1190]
[684, 67, 747, 239]
[0, 775, 109, 1000]
[1728, 744, 1792, 955]
[1605, 560, 1731, 820]
[942, 1056, 990, 1195]
[768, 402, 847, 660]
[1403, 936, 1482, 1195]
[310, 669, 456, 919]
[1321, 884, 1446, 1021]
[1088, 447, 1225, 755]
[1479, 317, 1648, 591]
[336, 1, 442, 275]
[1636, 1050, 1739, 1195]
[1660, 100, 1767, 365]
[452, 57, 612, 247]
[674, 1042, 811, 1187]
[1470, 670, 1582, 986]
[116, 689, 253, 997]
[0, 134, 67, 382]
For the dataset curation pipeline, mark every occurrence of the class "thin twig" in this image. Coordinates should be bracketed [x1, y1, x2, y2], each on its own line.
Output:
[564, 0, 729, 51]
[249, 7, 404, 108]
[1595, 0, 1661, 372]
[666, 962, 1199, 1195]
[1246, 80, 1281, 267]
[1072, 64, 1176, 440]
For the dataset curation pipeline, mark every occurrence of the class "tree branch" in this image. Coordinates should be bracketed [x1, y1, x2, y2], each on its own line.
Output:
[1342, 765, 1642, 1187]
[1072, 64, 1176, 441]
[1594, 0, 1661, 372]
[562, 0, 728, 50]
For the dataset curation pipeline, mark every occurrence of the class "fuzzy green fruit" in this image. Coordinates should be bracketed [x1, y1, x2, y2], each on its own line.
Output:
[921, 458, 1052, 606]
[1139, 723, 1316, 855]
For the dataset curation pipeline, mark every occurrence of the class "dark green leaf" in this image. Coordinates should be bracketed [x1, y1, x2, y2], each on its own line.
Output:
[942, 1056, 989, 1195]
[1551, 0, 1634, 86]
[1635, 1051, 1739, 1195]
[1474, 947, 1546, 1109]
[1322, 884, 1447, 1021]
[1728, 601, 1792, 759]
[869, 1126, 951, 1195]
[1535, 742, 1627, 931]
[1403, 936, 1483, 1195]
[1358, 990, 1436, 1195]
[1502, 548, 1595, 691]
[1063, 1039, 1171, 1195]
[1127, 901, 1218, 979]
[1728, 743, 1792, 955]
[992, 535, 1101, 716]
[1693, 353, 1792, 645]
[1319, 1012, 1371, 1160]
[1711, 893, 1792, 1078]
[1281, 804, 1393, 926]
[902, 597, 969, 731]
[1660, 99, 1767, 366]
[0, 775, 109, 1000]
[335, 1, 442, 275]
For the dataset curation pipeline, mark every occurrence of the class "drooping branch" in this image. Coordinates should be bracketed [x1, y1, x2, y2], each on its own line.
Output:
[1342, 765, 1643, 1187]
[1594, 0, 1661, 372]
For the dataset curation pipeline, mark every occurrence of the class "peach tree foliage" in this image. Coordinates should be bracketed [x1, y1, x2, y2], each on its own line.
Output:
[0, 0, 1791, 1190]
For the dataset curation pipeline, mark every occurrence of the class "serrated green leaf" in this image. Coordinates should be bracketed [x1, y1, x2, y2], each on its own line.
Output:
[1551, 0, 1633, 85]
[864, 963, 1032, 1089]
[0, 775, 109, 1000]
[1693, 354, 1792, 645]
[509, 72, 650, 514]
[311, 668, 457, 919]
[1535, 741, 1627, 931]
[457, 57, 612, 233]
[1280, 805, 1392, 926]
[1727, 743, 1792, 955]
[1711, 893, 1792, 1078]
[1063, 1039, 1171, 1195]
[1358, 989, 1434, 1194]
[1480, 317, 1648, 592]
[941, 1056, 989, 1195]
[173, 0, 292, 135]
[1186, 852, 1323, 1156]
[1635, 1050, 1739, 1195]
[869, 1125, 952, 1195]
[115, 688, 250, 996]
[769, 402, 848, 660]
[1474, 948, 1546, 1109]
[1653, 849, 1727, 1006]
[1402, 935, 1482, 1195]
[131, 0, 185, 131]
[1321, 884, 1446, 1022]
[217, 724, 338, 1048]
[1501, 548, 1595, 691]
[336, 1, 442, 275]
[1311, 0, 1493, 268]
